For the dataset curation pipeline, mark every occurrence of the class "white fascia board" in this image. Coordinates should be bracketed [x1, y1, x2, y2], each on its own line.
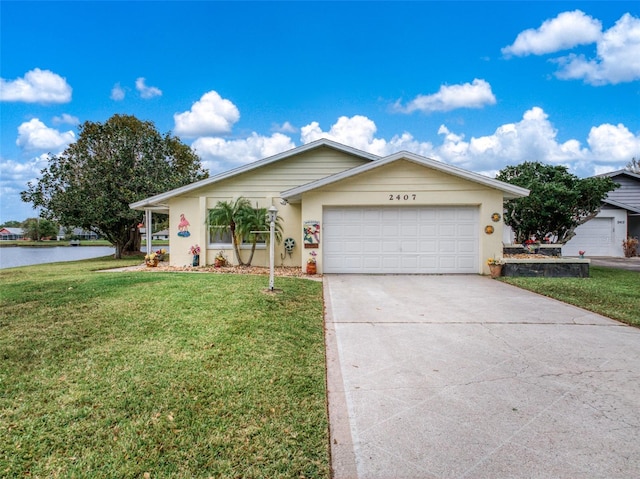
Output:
[281, 151, 530, 201]
[129, 138, 380, 210]
[604, 198, 640, 214]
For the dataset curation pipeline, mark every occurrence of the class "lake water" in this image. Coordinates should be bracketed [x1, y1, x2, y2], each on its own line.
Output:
[0, 246, 117, 269]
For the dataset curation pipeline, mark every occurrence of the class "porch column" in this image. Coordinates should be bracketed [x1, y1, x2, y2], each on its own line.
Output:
[145, 209, 152, 255]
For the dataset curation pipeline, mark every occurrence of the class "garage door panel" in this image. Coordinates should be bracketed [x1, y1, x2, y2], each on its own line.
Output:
[382, 240, 397, 253]
[362, 224, 380, 236]
[363, 209, 381, 221]
[362, 240, 382, 253]
[438, 224, 456, 236]
[418, 240, 437, 253]
[438, 241, 456, 253]
[458, 240, 476, 253]
[400, 240, 418, 252]
[324, 206, 479, 273]
[382, 225, 398, 236]
[419, 224, 437, 236]
[400, 224, 418, 236]
[382, 209, 400, 220]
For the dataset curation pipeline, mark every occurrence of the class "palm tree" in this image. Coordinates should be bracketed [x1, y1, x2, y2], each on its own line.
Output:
[207, 197, 252, 265]
[236, 205, 283, 266]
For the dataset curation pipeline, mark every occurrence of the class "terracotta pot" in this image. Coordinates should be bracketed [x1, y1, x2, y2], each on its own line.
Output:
[146, 258, 159, 268]
[306, 262, 317, 275]
[489, 264, 502, 278]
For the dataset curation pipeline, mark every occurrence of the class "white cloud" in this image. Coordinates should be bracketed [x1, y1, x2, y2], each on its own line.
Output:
[111, 83, 126, 101]
[300, 115, 436, 157]
[174, 91, 240, 138]
[0, 153, 49, 184]
[16, 119, 75, 152]
[135, 77, 162, 99]
[587, 123, 640, 162]
[0, 68, 72, 103]
[52, 113, 79, 126]
[301, 115, 388, 155]
[393, 79, 496, 114]
[272, 121, 297, 134]
[192, 132, 295, 172]
[435, 107, 592, 171]
[554, 13, 640, 85]
[502, 10, 602, 57]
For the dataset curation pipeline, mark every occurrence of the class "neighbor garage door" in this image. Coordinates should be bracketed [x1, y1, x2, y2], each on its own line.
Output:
[563, 218, 614, 256]
[323, 206, 479, 273]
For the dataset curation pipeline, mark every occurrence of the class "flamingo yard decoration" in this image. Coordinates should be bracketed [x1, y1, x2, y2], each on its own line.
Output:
[177, 213, 191, 237]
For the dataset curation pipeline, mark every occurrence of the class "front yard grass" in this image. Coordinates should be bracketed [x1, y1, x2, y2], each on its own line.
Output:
[0, 258, 328, 478]
[500, 266, 640, 327]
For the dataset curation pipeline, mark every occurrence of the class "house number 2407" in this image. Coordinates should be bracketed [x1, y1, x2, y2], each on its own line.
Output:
[389, 194, 417, 201]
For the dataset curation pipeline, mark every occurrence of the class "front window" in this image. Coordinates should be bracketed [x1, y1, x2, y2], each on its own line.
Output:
[208, 227, 266, 248]
[209, 227, 232, 245]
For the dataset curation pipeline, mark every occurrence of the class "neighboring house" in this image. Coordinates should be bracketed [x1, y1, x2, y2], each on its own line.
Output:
[139, 228, 170, 240]
[0, 227, 24, 240]
[57, 227, 99, 240]
[131, 139, 529, 274]
[563, 170, 640, 257]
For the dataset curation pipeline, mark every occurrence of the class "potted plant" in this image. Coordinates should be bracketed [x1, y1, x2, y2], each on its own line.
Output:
[214, 250, 227, 268]
[306, 251, 317, 275]
[145, 251, 159, 267]
[189, 244, 201, 267]
[486, 257, 504, 278]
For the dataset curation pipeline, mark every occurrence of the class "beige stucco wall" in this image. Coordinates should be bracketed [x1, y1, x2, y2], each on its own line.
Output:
[298, 160, 505, 274]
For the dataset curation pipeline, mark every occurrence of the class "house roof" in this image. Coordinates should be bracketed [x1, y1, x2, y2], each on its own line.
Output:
[281, 150, 530, 201]
[130, 138, 380, 211]
[0, 227, 23, 235]
[597, 169, 640, 181]
[597, 169, 640, 212]
[603, 198, 640, 214]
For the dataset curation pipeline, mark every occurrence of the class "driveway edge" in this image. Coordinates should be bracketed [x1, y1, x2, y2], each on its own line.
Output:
[323, 276, 359, 479]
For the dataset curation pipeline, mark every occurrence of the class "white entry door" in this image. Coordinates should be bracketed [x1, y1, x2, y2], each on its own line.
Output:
[323, 206, 479, 274]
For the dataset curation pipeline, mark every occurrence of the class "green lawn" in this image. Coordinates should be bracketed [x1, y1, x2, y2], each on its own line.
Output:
[0, 257, 328, 478]
[500, 266, 640, 327]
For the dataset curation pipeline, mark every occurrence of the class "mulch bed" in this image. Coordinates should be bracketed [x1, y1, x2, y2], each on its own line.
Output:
[504, 253, 561, 260]
[146, 263, 315, 278]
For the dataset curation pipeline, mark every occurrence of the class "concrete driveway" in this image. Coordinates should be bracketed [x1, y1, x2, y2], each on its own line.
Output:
[324, 275, 640, 479]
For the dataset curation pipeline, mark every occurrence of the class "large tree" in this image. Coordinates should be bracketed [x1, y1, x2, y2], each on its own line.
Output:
[21, 217, 58, 241]
[496, 162, 618, 244]
[21, 114, 208, 258]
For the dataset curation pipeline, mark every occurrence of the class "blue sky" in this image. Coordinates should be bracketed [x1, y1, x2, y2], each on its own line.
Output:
[1, 1, 639, 223]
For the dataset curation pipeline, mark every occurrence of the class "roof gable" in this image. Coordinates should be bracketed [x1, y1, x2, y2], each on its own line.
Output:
[281, 151, 530, 201]
[598, 170, 640, 211]
[130, 138, 379, 210]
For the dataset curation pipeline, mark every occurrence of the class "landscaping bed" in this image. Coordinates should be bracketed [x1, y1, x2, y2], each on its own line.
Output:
[502, 253, 590, 278]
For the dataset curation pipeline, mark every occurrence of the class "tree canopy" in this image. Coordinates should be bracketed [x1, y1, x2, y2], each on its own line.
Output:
[21, 217, 58, 241]
[496, 162, 618, 244]
[21, 114, 208, 258]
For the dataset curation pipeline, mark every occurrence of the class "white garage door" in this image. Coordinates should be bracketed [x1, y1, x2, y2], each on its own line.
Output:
[323, 206, 479, 274]
[563, 218, 614, 256]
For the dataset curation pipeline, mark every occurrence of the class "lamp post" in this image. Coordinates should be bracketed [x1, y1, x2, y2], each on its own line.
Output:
[267, 206, 278, 291]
